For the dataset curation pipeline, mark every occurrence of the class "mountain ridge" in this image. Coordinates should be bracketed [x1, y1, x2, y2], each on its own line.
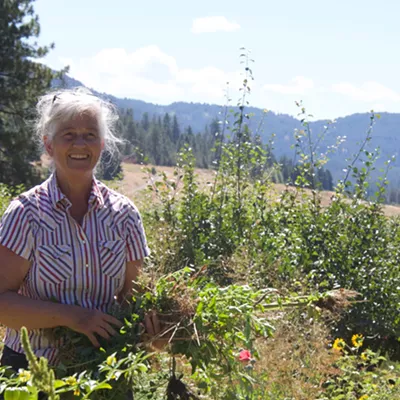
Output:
[54, 74, 400, 184]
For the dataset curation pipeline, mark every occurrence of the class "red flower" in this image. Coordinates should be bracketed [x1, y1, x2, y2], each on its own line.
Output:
[239, 349, 251, 362]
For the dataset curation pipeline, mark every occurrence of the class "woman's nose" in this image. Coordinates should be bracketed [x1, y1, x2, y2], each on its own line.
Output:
[72, 135, 86, 146]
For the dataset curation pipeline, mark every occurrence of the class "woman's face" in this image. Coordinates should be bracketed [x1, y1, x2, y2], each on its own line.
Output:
[44, 112, 104, 179]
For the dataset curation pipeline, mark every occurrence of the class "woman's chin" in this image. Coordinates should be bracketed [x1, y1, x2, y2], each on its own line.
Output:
[66, 159, 95, 172]
[62, 164, 95, 177]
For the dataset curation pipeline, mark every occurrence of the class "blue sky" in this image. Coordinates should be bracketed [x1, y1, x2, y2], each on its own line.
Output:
[35, 0, 400, 119]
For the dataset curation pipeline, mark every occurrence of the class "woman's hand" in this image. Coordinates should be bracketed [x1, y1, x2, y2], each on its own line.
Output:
[144, 310, 161, 336]
[143, 310, 169, 350]
[67, 306, 123, 347]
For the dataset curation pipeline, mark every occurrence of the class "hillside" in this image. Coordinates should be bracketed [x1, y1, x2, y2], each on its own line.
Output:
[115, 163, 400, 217]
[54, 74, 400, 184]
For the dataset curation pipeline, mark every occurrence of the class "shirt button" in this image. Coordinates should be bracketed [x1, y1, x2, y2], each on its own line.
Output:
[85, 264, 89, 268]
[82, 240, 86, 244]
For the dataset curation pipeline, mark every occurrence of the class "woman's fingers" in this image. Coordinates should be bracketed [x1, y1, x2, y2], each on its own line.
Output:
[69, 306, 124, 347]
[151, 311, 161, 334]
[87, 332, 100, 348]
[140, 312, 168, 351]
[144, 311, 161, 336]
[103, 314, 124, 328]
[147, 311, 162, 334]
[71, 306, 165, 349]
[144, 313, 155, 335]
[94, 326, 112, 341]
[100, 321, 118, 337]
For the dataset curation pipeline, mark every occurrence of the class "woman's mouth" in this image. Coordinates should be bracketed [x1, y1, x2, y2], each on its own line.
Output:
[69, 154, 89, 160]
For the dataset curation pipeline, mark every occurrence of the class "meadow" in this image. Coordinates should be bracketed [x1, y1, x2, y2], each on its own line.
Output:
[1, 100, 400, 399]
[1, 148, 399, 399]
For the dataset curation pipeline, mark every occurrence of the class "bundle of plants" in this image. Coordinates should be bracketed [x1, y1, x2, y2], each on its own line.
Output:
[50, 267, 272, 373]
[40, 268, 359, 399]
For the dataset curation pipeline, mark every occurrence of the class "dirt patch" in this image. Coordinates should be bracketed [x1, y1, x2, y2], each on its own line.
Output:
[117, 164, 400, 218]
[269, 184, 400, 217]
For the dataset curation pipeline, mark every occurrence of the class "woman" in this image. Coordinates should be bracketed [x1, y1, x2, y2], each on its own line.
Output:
[0, 87, 159, 372]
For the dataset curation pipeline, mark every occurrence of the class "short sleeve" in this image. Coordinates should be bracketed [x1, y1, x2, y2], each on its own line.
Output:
[0, 199, 34, 260]
[125, 202, 150, 262]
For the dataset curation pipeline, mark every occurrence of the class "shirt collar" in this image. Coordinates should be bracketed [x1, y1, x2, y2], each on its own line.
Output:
[48, 173, 105, 210]
[88, 178, 105, 209]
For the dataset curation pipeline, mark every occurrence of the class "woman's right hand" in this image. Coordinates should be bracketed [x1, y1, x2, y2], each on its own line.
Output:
[67, 306, 123, 347]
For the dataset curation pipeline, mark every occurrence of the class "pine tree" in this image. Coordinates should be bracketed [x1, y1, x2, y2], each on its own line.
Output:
[323, 169, 333, 190]
[141, 112, 150, 131]
[121, 108, 138, 157]
[208, 118, 221, 148]
[172, 115, 180, 143]
[163, 113, 172, 140]
[148, 124, 163, 165]
[0, 0, 62, 185]
[187, 126, 195, 151]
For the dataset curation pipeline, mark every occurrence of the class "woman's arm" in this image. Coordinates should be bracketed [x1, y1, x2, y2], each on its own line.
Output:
[0, 244, 72, 330]
[0, 245, 122, 347]
[119, 259, 162, 347]
[117, 259, 142, 304]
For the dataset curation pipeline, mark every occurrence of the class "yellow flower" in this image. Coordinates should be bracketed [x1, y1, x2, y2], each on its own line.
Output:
[18, 369, 31, 383]
[65, 376, 77, 386]
[106, 355, 117, 366]
[332, 338, 346, 352]
[361, 352, 368, 361]
[73, 389, 81, 396]
[359, 395, 368, 400]
[352, 333, 364, 348]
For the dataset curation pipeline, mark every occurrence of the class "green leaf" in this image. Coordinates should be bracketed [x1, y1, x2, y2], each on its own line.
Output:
[93, 382, 112, 391]
[196, 301, 204, 314]
[4, 387, 32, 400]
[136, 363, 148, 373]
[54, 380, 67, 389]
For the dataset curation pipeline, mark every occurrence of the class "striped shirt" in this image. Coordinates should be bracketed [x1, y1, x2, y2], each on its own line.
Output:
[0, 173, 149, 365]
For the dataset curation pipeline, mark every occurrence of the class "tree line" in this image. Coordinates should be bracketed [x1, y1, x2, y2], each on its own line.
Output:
[106, 108, 334, 190]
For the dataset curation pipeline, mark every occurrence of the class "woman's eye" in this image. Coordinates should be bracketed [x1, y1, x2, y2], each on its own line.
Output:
[64, 133, 74, 140]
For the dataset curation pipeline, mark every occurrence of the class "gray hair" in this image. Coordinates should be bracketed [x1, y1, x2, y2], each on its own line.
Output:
[35, 87, 122, 155]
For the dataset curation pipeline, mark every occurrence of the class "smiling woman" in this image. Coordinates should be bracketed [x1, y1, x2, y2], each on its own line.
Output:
[0, 88, 160, 385]
[37, 88, 121, 174]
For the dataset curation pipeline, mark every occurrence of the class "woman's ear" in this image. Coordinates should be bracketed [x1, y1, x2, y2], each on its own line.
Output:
[43, 135, 53, 156]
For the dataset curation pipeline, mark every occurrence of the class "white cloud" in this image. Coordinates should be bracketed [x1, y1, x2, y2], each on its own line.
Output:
[80, 46, 178, 78]
[192, 16, 240, 34]
[263, 76, 314, 95]
[332, 81, 400, 102]
[177, 67, 241, 97]
[55, 46, 240, 104]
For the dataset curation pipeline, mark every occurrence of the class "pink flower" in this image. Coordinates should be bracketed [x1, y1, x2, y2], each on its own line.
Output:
[239, 349, 251, 362]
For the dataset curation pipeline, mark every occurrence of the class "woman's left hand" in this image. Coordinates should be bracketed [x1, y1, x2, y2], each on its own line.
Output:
[143, 310, 168, 350]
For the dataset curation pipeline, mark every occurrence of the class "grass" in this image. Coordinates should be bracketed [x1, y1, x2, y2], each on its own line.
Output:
[254, 314, 341, 399]
[115, 163, 400, 217]
[1, 162, 399, 398]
